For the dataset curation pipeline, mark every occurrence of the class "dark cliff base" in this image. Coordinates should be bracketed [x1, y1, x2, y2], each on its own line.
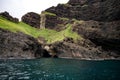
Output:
[0, 29, 52, 59]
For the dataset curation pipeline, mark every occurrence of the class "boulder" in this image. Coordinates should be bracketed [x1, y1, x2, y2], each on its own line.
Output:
[22, 12, 40, 28]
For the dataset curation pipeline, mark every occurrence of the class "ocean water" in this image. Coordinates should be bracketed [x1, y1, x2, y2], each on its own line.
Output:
[0, 58, 120, 80]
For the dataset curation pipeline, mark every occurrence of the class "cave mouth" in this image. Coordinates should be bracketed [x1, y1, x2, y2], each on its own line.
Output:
[42, 49, 51, 58]
[42, 49, 58, 58]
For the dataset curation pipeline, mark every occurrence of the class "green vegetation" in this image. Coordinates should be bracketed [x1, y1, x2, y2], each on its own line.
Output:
[0, 16, 82, 44]
[72, 18, 84, 24]
[59, 17, 69, 21]
[42, 11, 56, 16]
[0, 16, 40, 38]
[41, 24, 81, 44]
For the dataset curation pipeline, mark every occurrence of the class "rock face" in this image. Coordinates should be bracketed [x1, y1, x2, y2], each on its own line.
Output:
[0, 29, 50, 59]
[46, 0, 120, 22]
[22, 12, 40, 28]
[50, 38, 120, 59]
[42, 0, 120, 59]
[40, 11, 70, 31]
[0, 11, 19, 23]
[72, 20, 120, 54]
[0, 0, 120, 59]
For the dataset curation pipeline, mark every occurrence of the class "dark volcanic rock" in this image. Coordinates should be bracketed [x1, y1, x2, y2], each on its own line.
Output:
[22, 12, 40, 28]
[38, 0, 120, 59]
[40, 11, 70, 31]
[41, 0, 120, 59]
[73, 20, 120, 39]
[72, 20, 120, 55]
[0, 11, 19, 23]
[50, 38, 120, 59]
[46, 0, 120, 22]
[68, 0, 88, 6]
[0, 29, 44, 59]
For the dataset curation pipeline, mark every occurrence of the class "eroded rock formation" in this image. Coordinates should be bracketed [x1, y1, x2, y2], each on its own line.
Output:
[43, 0, 120, 59]
[0, 29, 51, 59]
[0, 0, 120, 59]
[22, 12, 40, 28]
[46, 0, 120, 21]
[0, 11, 19, 23]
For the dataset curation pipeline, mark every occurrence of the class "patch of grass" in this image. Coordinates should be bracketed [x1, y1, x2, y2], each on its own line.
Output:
[42, 11, 56, 16]
[40, 23, 82, 44]
[72, 19, 84, 24]
[0, 16, 39, 38]
[0, 16, 82, 44]
[59, 17, 69, 21]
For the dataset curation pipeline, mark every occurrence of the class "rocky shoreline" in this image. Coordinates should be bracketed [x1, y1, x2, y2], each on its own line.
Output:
[0, 0, 120, 60]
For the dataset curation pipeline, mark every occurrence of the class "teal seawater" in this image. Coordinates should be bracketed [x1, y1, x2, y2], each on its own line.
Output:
[0, 58, 120, 80]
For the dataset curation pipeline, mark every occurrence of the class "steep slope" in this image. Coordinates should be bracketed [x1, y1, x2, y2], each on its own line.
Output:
[0, 29, 43, 59]
[0, 14, 82, 59]
[0, 0, 120, 59]
[40, 0, 120, 59]
[0, 15, 80, 44]
[46, 0, 120, 21]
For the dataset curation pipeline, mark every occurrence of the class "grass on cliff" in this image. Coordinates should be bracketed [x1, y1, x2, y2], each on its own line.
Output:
[0, 16, 82, 44]
[42, 11, 57, 16]
[0, 16, 40, 38]
[40, 24, 81, 43]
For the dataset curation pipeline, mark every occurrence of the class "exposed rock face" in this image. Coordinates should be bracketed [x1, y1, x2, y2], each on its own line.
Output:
[40, 11, 70, 31]
[22, 12, 40, 28]
[0, 11, 19, 23]
[41, 13, 57, 29]
[68, 0, 88, 5]
[43, 0, 120, 59]
[73, 20, 120, 39]
[73, 20, 120, 54]
[46, 0, 120, 22]
[0, 0, 120, 59]
[50, 38, 120, 59]
[0, 29, 50, 59]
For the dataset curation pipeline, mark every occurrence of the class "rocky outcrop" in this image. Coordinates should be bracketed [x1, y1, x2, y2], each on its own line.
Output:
[48, 38, 120, 59]
[40, 11, 70, 31]
[0, 29, 51, 59]
[21, 12, 40, 28]
[42, 0, 120, 59]
[0, 11, 19, 23]
[72, 20, 120, 39]
[72, 20, 120, 55]
[0, 0, 120, 59]
[46, 0, 120, 22]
